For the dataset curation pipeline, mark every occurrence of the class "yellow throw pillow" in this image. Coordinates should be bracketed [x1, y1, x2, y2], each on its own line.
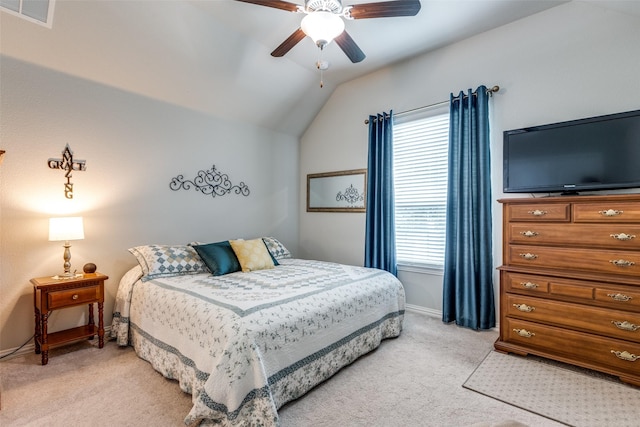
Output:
[229, 238, 275, 272]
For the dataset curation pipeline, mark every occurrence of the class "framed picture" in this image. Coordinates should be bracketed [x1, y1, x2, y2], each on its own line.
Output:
[307, 169, 367, 212]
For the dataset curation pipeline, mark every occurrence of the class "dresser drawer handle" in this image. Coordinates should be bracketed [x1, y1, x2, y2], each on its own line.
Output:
[611, 320, 640, 332]
[609, 259, 636, 268]
[72, 294, 79, 300]
[513, 328, 535, 338]
[600, 209, 623, 217]
[610, 233, 636, 241]
[519, 253, 538, 260]
[519, 230, 539, 238]
[521, 282, 539, 289]
[607, 293, 633, 302]
[610, 350, 639, 362]
[513, 303, 535, 312]
[527, 210, 547, 217]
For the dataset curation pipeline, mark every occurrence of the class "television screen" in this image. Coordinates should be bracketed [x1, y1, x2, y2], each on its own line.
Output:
[503, 109, 640, 194]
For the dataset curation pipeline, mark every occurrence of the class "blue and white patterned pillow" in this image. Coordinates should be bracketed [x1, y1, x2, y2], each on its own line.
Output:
[261, 237, 291, 260]
[129, 244, 209, 282]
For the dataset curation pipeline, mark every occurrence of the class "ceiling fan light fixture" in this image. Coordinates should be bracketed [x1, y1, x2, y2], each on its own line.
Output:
[301, 11, 345, 48]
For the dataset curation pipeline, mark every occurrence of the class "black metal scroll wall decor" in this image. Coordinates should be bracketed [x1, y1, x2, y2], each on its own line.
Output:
[48, 144, 86, 199]
[336, 184, 364, 205]
[170, 164, 250, 198]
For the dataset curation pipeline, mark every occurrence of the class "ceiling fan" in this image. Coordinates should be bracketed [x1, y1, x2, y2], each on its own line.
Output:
[235, 0, 422, 64]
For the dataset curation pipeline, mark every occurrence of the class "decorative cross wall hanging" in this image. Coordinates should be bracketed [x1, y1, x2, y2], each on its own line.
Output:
[48, 144, 86, 199]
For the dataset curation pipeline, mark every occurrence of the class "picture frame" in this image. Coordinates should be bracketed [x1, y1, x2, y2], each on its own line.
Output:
[307, 169, 367, 212]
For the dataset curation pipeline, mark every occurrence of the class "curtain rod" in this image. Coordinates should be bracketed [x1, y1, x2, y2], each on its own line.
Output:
[364, 85, 500, 125]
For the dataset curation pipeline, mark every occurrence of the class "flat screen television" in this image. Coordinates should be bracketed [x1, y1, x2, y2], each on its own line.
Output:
[503, 109, 640, 194]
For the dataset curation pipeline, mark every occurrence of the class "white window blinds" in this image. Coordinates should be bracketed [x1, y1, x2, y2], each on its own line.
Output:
[393, 111, 449, 269]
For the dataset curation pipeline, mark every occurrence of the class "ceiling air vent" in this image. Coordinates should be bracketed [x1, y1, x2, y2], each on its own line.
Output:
[1, 0, 55, 27]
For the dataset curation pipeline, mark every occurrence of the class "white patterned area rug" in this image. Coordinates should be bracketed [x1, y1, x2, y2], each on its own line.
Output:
[463, 351, 640, 427]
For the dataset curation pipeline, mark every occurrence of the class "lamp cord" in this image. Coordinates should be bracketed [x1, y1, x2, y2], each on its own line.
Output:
[0, 334, 35, 360]
[0, 311, 59, 360]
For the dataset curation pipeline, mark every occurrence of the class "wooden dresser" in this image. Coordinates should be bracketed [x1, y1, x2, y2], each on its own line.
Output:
[495, 194, 640, 386]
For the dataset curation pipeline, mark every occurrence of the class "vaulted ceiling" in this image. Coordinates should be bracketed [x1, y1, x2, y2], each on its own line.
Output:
[3, 1, 637, 137]
[188, 0, 568, 135]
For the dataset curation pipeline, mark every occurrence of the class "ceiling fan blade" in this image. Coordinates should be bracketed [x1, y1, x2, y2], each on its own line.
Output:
[234, 0, 300, 13]
[348, 0, 421, 19]
[271, 28, 306, 57]
[335, 31, 366, 63]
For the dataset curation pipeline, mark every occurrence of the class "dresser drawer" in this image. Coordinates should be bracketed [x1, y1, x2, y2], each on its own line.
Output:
[573, 202, 640, 223]
[507, 244, 640, 277]
[48, 285, 101, 310]
[503, 271, 550, 295]
[595, 287, 640, 310]
[508, 223, 640, 249]
[504, 318, 640, 377]
[505, 294, 640, 343]
[506, 203, 570, 222]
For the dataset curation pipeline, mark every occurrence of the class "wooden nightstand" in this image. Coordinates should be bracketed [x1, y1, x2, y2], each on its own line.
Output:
[31, 273, 108, 365]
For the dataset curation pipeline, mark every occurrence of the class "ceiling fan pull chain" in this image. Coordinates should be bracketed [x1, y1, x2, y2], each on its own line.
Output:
[317, 47, 325, 88]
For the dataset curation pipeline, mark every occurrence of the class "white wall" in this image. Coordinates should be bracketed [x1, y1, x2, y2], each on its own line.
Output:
[299, 2, 640, 316]
[0, 57, 299, 352]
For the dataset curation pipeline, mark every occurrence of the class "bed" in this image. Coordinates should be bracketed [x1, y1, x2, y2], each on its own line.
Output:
[111, 237, 405, 426]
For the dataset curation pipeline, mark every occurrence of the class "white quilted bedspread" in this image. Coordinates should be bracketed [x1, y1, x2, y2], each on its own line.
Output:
[111, 258, 405, 426]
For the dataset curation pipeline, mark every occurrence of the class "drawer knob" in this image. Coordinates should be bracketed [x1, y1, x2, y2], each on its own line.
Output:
[609, 259, 636, 268]
[72, 294, 79, 300]
[519, 230, 539, 238]
[513, 303, 535, 312]
[519, 253, 538, 260]
[611, 320, 639, 332]
[521, 282, 539, 289]
[610, 350, 638, 362]
[607, 293, 633, 302]
[610, 233, 636, 241]
[599, 209, 623, 217]
[527, 210, 547, 217]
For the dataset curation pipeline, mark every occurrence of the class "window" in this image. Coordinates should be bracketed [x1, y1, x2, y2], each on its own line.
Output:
[1, 0, 55, 27]
[393, 107, 449, 269]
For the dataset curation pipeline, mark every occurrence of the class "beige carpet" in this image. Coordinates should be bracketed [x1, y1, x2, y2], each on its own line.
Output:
[464, 351, 640, 427]
[0, 312, 560, 426]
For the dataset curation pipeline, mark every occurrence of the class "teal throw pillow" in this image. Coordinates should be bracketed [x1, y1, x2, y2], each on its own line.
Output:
[193, 241, 241, 276]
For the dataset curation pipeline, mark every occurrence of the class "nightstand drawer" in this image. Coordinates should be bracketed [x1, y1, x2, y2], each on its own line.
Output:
[48, 285, 100, 309]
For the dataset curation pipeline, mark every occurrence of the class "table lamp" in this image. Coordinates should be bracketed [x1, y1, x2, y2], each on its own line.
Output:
[49, 217, 85, 279]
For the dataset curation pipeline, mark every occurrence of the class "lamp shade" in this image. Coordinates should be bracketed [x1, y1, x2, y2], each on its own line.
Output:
[301, 11, 345, 47]
[49, 217, 85, 242]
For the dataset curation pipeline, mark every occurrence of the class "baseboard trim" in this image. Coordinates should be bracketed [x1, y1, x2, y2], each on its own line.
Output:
[404, 304, 500, 331]
[0, 326, 112, 361]
[0, 341, 35, 360]
[405, 304, 441, 318]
